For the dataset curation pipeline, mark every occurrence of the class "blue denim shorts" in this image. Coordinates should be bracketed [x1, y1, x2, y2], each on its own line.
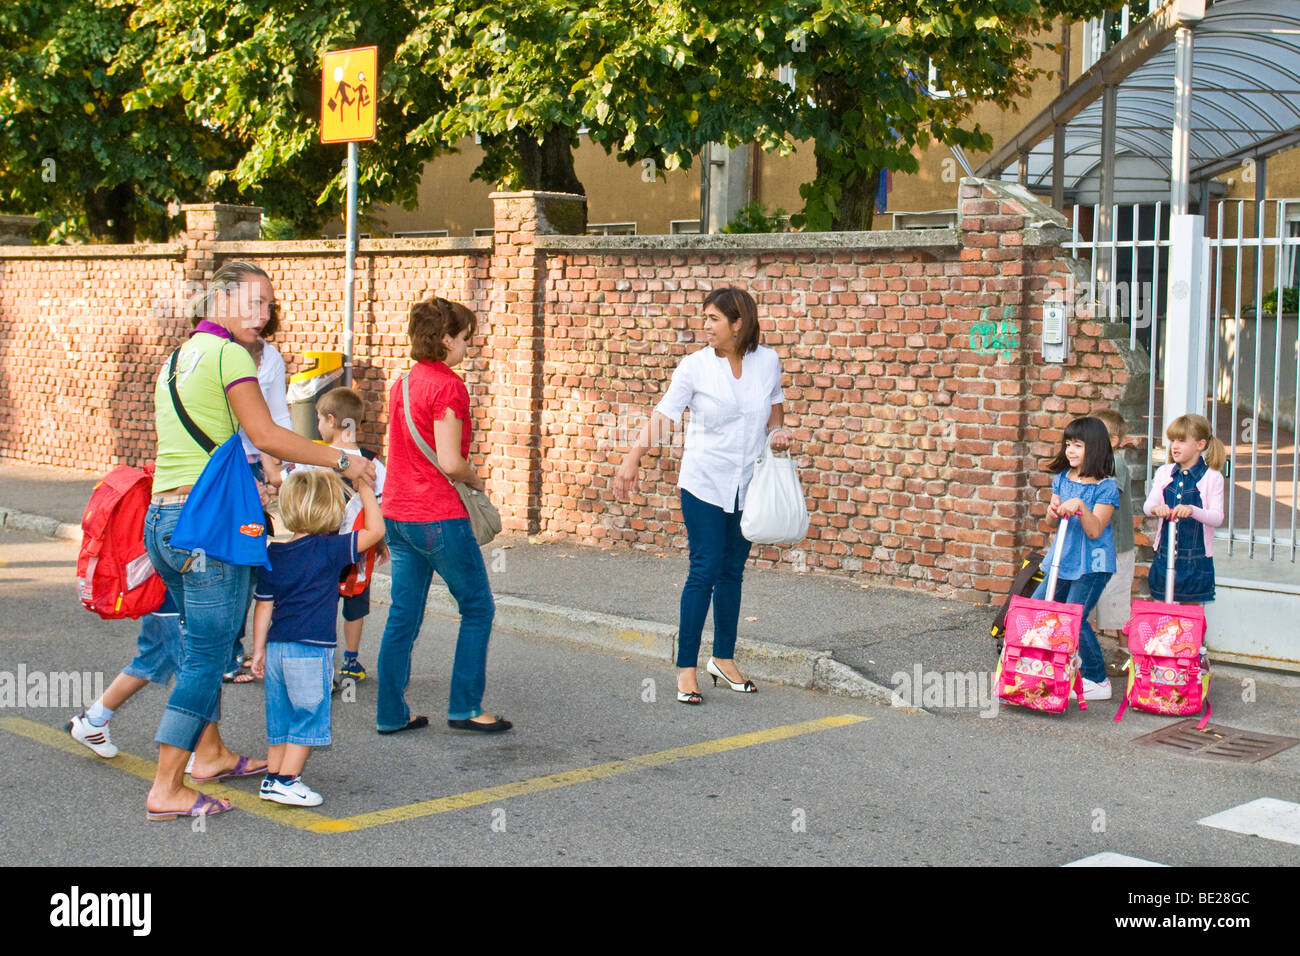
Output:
[122, 609, 184, 685]
[265, 642, 334, 747]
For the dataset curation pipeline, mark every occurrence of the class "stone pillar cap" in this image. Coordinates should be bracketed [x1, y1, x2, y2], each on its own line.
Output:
[179, 203, 265, 215]
[488, 191, 586, 203]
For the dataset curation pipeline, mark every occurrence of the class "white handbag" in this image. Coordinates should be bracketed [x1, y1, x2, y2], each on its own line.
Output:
[739, 442, 811, 544]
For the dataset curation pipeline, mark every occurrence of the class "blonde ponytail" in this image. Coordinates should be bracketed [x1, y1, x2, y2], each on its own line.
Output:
[1203, 436, 1227, 472]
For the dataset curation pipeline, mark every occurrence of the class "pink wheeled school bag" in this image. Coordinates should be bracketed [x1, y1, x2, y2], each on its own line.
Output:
[994, 516, 1087, 714]
[1114, 517, 1211, 727]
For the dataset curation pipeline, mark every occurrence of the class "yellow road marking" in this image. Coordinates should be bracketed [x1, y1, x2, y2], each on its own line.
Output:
[0, 717, 337, 831]
[1, 713, 870, 835]
[311, 713, 870, 834]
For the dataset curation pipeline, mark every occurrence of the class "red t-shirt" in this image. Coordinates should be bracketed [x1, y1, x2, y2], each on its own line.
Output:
[382, 361, 472, 522]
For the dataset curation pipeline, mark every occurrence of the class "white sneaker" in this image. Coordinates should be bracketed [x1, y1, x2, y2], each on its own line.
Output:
[1081, 677, 1112, 701]
[260, 776, 323, 807]
[68, 713, 118, 758]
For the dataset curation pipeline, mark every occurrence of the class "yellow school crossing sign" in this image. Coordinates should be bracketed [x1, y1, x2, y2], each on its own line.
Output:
[320, 46, 377, 143]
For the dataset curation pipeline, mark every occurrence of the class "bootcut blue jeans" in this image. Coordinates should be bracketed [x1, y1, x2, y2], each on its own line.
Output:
[376, 517, 495, 728]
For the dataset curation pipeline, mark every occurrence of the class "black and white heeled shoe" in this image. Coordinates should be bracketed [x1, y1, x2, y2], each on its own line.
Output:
[707, 658, 757, 693]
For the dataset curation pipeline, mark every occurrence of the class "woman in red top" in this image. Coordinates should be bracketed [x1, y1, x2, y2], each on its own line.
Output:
[375, 297, 511, 734]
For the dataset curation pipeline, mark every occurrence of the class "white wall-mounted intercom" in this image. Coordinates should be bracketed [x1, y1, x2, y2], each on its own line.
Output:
[1042, 302, 1069, 363]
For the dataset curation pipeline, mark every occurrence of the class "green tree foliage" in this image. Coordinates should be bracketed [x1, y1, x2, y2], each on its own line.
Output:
[399, 0, 1121, 231]
[3, 0, 1120, 239]
[129, 0, 445, 234]
[730, 0, 1120, 231]
[722, 201, 789, 234]
[0, 0, 237, 242]
[415, 2, 793, 188]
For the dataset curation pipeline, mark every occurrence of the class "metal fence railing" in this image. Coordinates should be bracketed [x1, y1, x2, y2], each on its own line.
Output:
[1063, 198, 1300, 562]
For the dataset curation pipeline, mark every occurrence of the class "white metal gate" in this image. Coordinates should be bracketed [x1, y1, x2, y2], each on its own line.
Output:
[1065, 199, 1300, 670]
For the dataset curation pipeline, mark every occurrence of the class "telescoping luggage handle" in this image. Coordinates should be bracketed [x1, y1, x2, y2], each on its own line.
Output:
[1163, 514, 1178, 605]
[1043, 510, 1072, 599]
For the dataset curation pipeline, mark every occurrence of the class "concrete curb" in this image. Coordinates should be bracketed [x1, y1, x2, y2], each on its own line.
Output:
[0, 506, 81, 543]
[0, 501, 914, 711]
[367, 570, 917, 711]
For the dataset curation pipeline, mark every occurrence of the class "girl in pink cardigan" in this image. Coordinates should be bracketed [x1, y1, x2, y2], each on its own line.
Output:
[1143, 414, 1226, 603]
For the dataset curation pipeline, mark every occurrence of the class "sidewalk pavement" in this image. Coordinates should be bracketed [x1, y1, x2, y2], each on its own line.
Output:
[0, 461, 1154, 706]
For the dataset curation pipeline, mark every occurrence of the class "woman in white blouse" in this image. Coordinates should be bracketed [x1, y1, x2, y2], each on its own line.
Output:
[613, 287, 792, 704]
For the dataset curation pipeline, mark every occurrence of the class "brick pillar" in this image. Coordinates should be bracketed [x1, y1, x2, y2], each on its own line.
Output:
[486, 190, 586, 533]
[180, 203, 263, 285]
[955, 178, 1134, 602]
[949, 179, 1040, 601]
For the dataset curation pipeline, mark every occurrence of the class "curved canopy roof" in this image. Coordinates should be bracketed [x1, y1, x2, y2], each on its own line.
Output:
[981, 0, 1300, 202]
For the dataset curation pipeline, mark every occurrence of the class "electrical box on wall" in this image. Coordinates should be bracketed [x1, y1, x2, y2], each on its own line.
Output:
[1042, 302, 1069, 363]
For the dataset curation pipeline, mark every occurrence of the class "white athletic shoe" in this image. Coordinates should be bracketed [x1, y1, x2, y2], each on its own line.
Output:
[260, 776, 323, 807]
[68, 713, 118, 758]
[1081, 677, 1112, 701]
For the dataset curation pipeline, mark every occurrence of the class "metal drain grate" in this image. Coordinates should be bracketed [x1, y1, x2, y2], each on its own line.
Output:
[1132, 720, 1300, 764]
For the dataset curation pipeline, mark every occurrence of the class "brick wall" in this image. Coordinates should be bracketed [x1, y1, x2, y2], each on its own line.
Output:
[533, 182, 1141, 599]
[0, 245, 185, 469]
[0, 181, 1139, 602]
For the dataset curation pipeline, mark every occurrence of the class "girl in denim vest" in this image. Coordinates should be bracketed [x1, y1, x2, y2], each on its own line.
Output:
[1143, 414, 1226, 604]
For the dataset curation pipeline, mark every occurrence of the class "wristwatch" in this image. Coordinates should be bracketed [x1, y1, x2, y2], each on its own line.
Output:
[333, 449, 352, 474]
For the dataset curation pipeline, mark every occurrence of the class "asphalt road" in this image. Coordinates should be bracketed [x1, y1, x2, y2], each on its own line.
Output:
[2, 526, 1298, 870]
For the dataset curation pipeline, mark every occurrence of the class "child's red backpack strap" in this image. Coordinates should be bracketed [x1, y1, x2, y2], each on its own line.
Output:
[338, 507, 376, 597]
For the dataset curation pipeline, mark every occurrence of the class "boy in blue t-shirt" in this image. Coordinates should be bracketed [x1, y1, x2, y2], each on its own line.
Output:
[250, 469, 384, 807]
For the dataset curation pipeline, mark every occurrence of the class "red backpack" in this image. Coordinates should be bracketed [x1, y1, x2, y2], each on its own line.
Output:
[77, 463, 167, 619]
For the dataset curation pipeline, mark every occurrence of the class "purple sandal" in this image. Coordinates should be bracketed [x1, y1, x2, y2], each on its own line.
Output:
[189, 755, 267, 782]
[146, 792, 232, 821]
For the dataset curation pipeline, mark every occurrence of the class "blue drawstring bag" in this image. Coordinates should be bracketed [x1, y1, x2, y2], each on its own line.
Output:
[170, 434, 270, 569]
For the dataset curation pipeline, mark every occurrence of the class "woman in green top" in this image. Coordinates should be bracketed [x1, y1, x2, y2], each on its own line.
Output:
[143, 261, 375, 821]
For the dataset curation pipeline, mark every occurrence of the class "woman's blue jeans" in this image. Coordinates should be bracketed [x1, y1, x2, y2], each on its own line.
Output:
[144, 503, 250, 750]
[376, 518, 495, 727]
[677, 489, 753, 668]
[1032, 571, 1113, 684]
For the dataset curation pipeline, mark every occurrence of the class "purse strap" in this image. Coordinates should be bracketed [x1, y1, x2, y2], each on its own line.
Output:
[401, 372, 458, 487]
[167, 348, 218, 455]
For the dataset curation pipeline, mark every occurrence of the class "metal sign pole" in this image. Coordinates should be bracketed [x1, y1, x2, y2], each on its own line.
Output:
[344, 141, 358, 387]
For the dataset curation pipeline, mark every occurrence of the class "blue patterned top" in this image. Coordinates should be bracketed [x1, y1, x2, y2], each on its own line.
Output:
[1040, 471, 1120, 579]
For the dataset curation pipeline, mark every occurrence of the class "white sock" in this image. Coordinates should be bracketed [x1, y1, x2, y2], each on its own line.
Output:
[85, 700, 113, 726]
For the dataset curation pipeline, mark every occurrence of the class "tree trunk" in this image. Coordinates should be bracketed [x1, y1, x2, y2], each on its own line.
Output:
[513, 126, 585, 196]
[85, 183, 135, 243]
[813, 145, 877, 231]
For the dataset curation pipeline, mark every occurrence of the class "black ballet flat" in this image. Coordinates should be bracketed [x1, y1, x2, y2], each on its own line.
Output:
[447, 716, 513, 733]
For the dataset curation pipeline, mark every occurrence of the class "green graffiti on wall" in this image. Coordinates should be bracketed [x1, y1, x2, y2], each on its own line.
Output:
[970, 306, 1020, 360]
